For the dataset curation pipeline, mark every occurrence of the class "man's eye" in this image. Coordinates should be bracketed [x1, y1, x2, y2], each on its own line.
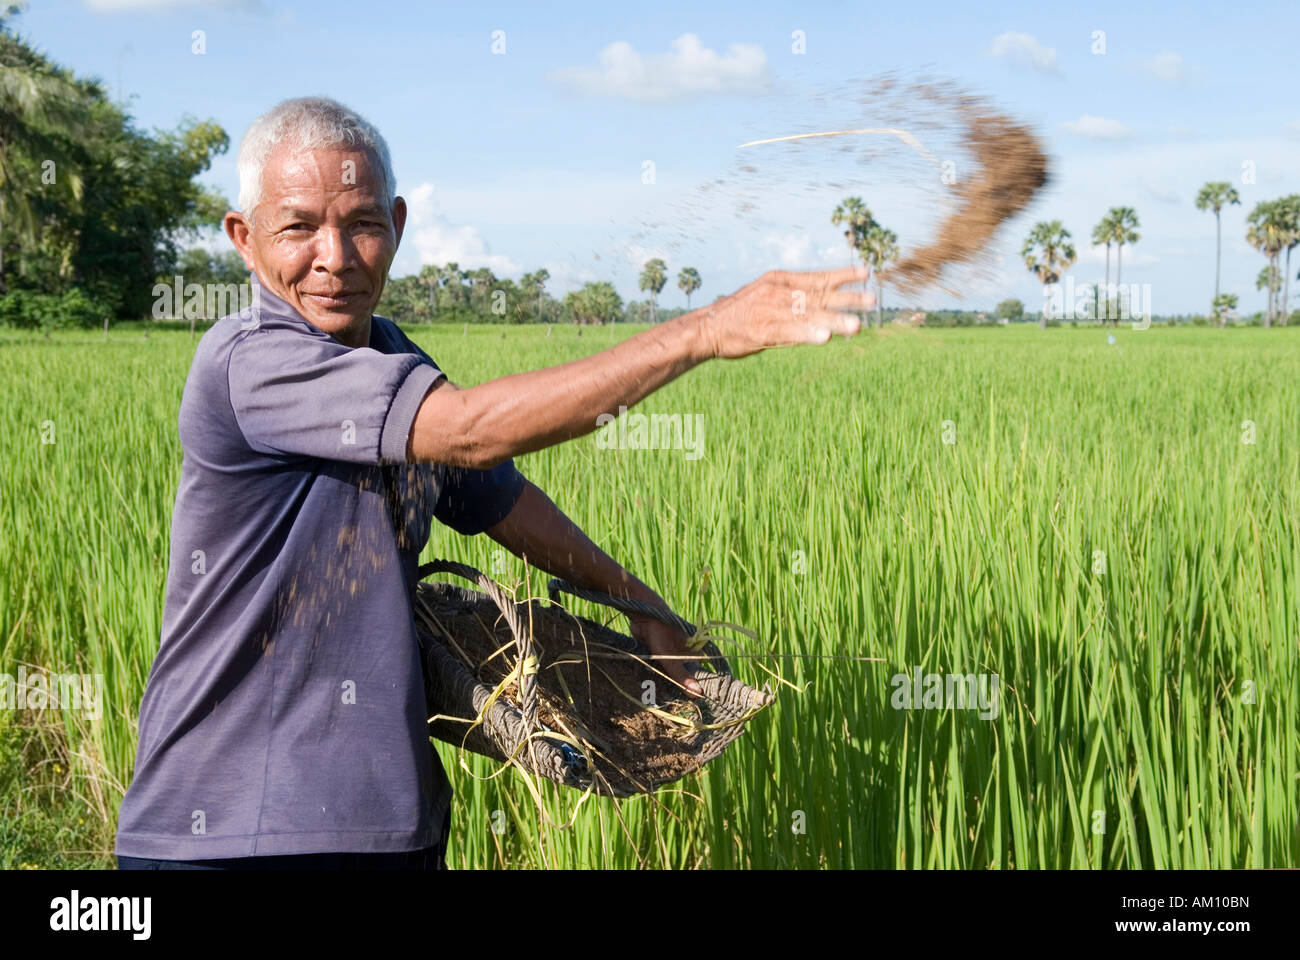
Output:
[284, 223, 311, 232]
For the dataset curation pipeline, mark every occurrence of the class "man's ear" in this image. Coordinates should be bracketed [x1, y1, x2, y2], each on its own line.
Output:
[224, 212, 256, 271]
[392, 196, 408, 251]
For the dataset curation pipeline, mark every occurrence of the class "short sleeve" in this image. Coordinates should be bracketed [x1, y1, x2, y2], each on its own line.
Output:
[433, 460, 527, 536]
[227, 322, 444, 464]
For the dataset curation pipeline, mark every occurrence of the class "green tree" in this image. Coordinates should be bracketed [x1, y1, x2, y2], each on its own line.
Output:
[417, 264, 441, 319]
[1211, 292, 1238, 326]
[520, 268, 551, 322]
[1246, 200, 1286, 326]
[676, 266, 701, 310]
[438, 262, 466, 310]
[862, 223, 899, 328]
[831, 197, 873, 265]
[1105, 206, 1140, 322]
[1256, 264, 1280, 300]
[832, 198, 895, 328]
[1195, 181, 1241, 309]
[1273, 194, 1299, 326]
[1022, 220, 1076, 329]
[1091, 213, 1115, 320]
[0, 5, 89, 289]
[638, 258, 667, 323]
[167, 246, 251, 336]
[564, 281, 622, 325]
[0, 10, 229, 323]
[995, 298, 1024, 321]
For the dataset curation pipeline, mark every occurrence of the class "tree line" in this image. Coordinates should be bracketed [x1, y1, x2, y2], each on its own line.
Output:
[0, 5, 229, 331]
[1021, 187, 1297, 327]
[373, 259, 701, 326]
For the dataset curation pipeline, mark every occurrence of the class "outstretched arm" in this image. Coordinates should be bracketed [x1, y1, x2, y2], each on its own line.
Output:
[407, 266, 873, 469]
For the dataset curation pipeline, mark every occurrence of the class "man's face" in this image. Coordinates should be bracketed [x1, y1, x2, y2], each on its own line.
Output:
[224, 143, 407, 348]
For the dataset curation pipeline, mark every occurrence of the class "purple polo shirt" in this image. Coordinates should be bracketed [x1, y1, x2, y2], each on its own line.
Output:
[114, 282, 525, 859]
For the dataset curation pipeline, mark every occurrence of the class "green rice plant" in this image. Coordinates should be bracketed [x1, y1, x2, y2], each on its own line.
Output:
[1, 324, 1296, 868]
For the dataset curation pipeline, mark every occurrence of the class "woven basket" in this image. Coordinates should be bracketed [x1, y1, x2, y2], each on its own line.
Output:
[415, 559, 775, 798]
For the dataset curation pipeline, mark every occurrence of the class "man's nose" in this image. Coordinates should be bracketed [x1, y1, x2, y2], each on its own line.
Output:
[314, 227, 358, 272]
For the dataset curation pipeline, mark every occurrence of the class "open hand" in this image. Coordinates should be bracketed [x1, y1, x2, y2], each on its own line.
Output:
[697, 264, 875, 359]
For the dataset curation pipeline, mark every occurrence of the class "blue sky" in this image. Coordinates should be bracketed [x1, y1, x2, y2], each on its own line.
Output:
[16, 0, 1300, 314]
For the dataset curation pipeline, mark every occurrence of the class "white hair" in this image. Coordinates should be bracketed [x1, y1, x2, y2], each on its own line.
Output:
[236, 96, 396, 226]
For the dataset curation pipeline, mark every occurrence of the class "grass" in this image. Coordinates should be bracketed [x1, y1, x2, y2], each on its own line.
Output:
[1, 322, 1297, 868]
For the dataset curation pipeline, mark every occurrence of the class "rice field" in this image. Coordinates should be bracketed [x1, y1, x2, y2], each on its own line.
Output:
[1, 322, 1297, 869]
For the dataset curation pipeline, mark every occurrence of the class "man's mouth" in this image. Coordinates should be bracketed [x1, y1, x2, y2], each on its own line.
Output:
[303, 291, 365, 307]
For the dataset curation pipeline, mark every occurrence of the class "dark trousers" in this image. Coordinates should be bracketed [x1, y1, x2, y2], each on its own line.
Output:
[117, 807, 452, 870]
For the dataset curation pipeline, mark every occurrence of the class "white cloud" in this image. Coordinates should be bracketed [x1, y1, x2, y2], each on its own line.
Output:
[1061, 115, 1133, 140]
[400, 183, 518, 275]
[987, 32, 1060, 74]
[549, 33, 769, 102]
[1139, 51, 1189, 83]
[1286, 120, 1300, 140]
[760, 232, 813, 268]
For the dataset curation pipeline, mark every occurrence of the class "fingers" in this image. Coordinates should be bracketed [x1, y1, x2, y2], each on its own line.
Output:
[663, 637, 703, 697]
[762, 264, 871, 289]
[824, 290, 876, 311]
[655, 650, 703, 697]
[815, 264, 873, 288]
[678, 669, 703, 698]
[822, 310, 862, 335]
[801, 311, 861, 342]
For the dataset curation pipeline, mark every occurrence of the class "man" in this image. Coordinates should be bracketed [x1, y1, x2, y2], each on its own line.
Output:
[114, 97, 872, 869]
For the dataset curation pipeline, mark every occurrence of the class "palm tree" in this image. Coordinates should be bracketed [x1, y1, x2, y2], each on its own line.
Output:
[1022, 220, 1076, 329]
[676, 266, 701, 310]
[1091, 213, 1115, 321]
[1256, 265, 1280, 324]
[1105, 207, 1140, 320]
[832, 198, 896, 327]
[831, 197, 874, 266]
[1274, 194, 1300, 326]
[1195, 181, 1241, 310]
[1212, 292, 1238, 325]
[1246, 200, 1286, 326]
[639, 258, 667, 323]
[520, 268, 550, 322]
[437, 262, 465, 309]
[862, 224, 898, 328]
